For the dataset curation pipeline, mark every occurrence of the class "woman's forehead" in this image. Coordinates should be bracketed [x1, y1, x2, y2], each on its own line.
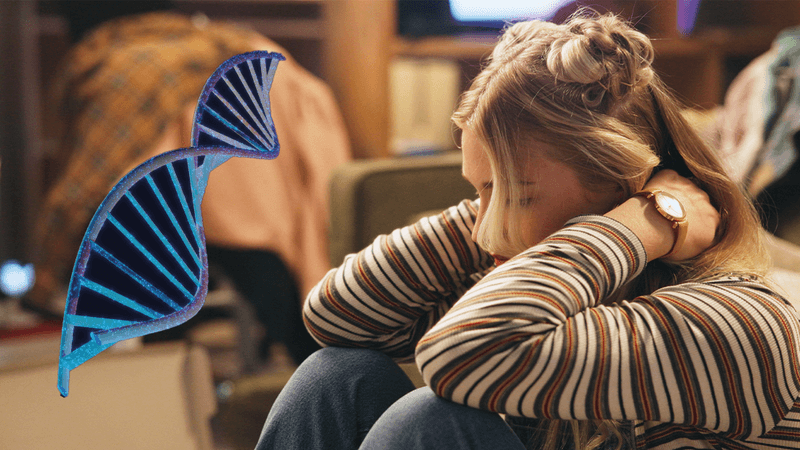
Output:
[461, 128, 557, 183]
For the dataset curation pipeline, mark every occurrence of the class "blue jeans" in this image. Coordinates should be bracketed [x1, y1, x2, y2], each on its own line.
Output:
[254, 347, 526, 450]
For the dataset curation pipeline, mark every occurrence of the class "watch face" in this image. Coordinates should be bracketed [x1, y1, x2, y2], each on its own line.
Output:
[654, 191, 685, 220]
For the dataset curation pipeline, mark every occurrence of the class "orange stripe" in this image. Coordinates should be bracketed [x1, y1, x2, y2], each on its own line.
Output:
[450, 287, 567, 318]
[441, 211, 471, 268]
[530, 271, 576, 310]
[487, 341, 538, 411]
[702, 287, 787, 426]
[643, 295, 699, 425]
[355, 254, 421, 317]
[540, 317, 574, 419]
[620, 308, 653, 419]
[418, 317, 503, 346]
[413, 224, 451, 290]
[302, 305, 367, 348]
[665, 292, 746, 436]
[581, 221, 637, 267]
[383, 239, 438, 303]
[732, 285, 800, 384]
[765, 428, 800, 438]
[591, 308, 607, 419]
[465, 201, 478, 216]
[700, 287, 783, 417]
[435, 333, 523, 396]
[539, 250, 601, 299]
[493, 269, 579, 311]
[303, 316, 351, 346]
[550, 236, 609, 279]
[323, 279, 390, 333]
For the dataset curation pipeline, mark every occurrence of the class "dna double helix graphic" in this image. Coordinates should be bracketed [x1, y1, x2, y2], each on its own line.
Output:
[57, 51, 285, 397]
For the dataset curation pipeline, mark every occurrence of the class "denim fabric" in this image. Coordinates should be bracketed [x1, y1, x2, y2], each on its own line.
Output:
[254, 347, 526, 450]
[360, 386, 526, 450]
[254, 347, 415, 450]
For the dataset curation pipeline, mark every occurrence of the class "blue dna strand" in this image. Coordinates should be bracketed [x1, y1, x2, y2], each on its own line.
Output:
[57, 51, 285, 397]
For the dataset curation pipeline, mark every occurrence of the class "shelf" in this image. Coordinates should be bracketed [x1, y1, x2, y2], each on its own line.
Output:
[393, 35, 497, 59]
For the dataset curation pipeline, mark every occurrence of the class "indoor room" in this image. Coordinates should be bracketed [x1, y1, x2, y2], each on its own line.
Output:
[1, 1, 800, 449]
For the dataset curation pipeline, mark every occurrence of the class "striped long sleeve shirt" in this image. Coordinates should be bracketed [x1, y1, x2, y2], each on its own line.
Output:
[303, 200, 800, 449]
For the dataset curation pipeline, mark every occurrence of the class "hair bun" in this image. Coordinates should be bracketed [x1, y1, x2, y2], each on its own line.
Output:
[545, 13, 654, 106]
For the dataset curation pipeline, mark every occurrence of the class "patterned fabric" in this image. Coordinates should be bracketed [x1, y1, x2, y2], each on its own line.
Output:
[713, 46, 776, 189]
[304, 200, 800, 449]
[753, 26, 800, 195]
[713, 26, 800, 196]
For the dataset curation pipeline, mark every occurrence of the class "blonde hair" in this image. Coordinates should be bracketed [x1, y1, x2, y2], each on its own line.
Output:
[452, 9, 769, 450]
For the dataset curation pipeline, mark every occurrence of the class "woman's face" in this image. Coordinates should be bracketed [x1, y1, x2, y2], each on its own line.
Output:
[461, 128, 622, 261]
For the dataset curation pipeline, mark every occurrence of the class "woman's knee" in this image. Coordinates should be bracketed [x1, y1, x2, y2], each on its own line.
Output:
[298, 347, 397, 378]
[371, 387, 472, 431]
[361, 388, 525, 450]
[292, 347, 415, 395]
[385, 387, 454, 417]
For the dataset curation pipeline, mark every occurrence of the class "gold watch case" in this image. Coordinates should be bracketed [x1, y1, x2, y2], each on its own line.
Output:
[633, 189, 688, 258]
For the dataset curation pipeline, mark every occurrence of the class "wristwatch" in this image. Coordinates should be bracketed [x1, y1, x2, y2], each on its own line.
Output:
[633, 189, 688, 258]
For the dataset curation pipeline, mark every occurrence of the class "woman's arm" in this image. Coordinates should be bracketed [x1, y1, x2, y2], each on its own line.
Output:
[303, 200, 494, 359]
[415, 215, 800, 441]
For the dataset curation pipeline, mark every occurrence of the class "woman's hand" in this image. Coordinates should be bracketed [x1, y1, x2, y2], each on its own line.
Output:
[605, 170, 720, 261]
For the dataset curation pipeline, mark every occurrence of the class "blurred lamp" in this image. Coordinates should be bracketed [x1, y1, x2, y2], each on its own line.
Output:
[0, 260, 35, 297]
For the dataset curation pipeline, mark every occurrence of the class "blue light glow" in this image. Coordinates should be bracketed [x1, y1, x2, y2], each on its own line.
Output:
[0, 260, 35, 297]
[450, 0, 574, 22]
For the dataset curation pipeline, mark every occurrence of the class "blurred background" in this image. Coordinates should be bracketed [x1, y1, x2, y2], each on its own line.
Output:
[1, 1, 799, 449]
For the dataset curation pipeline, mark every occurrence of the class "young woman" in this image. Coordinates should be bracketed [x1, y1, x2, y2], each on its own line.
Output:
[255, 11, 800, 450]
